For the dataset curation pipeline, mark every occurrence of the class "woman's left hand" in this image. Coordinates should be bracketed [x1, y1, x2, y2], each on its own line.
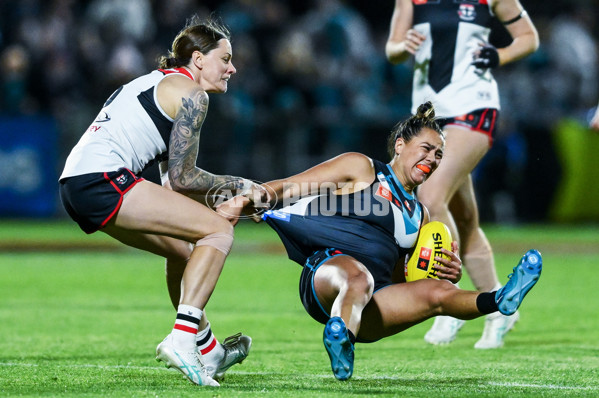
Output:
[216, 195, 248, 226]
[433, 241, 462, 283]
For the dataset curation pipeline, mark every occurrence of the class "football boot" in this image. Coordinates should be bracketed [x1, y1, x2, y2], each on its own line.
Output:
[495, 249, 542, 316]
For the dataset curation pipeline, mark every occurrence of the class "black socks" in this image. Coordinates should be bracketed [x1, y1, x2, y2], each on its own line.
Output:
[476, 291, 500, 314]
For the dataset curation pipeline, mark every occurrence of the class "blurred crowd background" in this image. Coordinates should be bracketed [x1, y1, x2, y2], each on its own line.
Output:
[1, 0, 599, 223]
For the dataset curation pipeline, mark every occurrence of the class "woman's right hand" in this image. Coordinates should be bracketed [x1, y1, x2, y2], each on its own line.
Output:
[433, 241, 462, 283]
[239, 179, 271, 209]
[404, 29, 426, 55]
[220, 179, 271, 225]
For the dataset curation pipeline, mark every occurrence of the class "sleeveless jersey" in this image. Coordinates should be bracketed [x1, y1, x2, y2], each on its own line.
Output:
[264, 159, 423, 290]
[60, 68, 194, 179]
[411, 0, 500, 117]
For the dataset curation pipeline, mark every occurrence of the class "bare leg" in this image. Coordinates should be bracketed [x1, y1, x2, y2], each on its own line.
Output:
[415, 126, 492, 344]
[166, 258, 186, 309]
[103, 180, 234, 311]
[449, 175, 499, 291]
[313, 256, 374, 336]
[313, 255, 373, 381]
[102, 213, 212, 329]
[418, 126, 489, 248]
[164, 258, 209, 330]
[358, 279, 482, 341]
[102, 181, 236, 385]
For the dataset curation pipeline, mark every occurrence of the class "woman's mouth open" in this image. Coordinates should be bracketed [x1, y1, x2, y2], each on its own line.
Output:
[416, 164, 431, 174]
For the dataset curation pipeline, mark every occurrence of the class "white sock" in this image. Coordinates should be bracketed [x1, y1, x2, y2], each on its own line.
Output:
[171, 304, 202, 351]
[196, 321, 224, 364]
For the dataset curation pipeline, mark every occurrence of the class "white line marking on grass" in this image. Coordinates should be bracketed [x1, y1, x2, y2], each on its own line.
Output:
[0, 362, 167, 372]
[488, 382, 597, 391]
[1, 363, 596, 392]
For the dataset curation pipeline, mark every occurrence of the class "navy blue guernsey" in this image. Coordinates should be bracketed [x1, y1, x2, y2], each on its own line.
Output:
[264, 159, 423, 290]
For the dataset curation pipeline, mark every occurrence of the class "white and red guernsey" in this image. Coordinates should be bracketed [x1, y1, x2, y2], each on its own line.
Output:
[60, 68, 194, 179]
[410, 0, 500, 118]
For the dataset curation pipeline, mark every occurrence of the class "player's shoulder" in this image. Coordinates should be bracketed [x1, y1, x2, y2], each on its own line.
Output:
[332, 152, 375, 181]
[158, 72, 199, 93]
[335, 152, 373, 169]
[156, 72, 206, 117]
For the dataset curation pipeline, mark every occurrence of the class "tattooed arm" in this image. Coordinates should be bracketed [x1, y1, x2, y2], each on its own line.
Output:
[168, 87, 251, 195]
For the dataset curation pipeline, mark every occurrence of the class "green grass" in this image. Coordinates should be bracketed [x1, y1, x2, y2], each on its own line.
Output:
[0, 221, 598, 397]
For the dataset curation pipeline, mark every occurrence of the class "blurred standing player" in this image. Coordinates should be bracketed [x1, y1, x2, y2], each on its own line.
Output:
[386, 0, 539, 348]
[590, 105, 599, 131]
[59, 17, 262, 386]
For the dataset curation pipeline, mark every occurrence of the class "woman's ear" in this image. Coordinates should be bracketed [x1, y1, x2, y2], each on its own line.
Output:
[394, 137, 405, 156]
[192, 50, 203, 69]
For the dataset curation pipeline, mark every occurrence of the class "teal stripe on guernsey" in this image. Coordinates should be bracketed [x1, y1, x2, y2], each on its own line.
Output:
[385, 164, 420, 235]
[385, 164, 415, 200]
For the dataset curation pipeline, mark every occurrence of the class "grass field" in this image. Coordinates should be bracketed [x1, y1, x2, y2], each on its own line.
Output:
[0, 220, 598, 397]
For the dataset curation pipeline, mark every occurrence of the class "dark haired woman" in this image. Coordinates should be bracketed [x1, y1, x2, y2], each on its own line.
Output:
[59, 17, 262, 387]
[218, 102, 542, 381]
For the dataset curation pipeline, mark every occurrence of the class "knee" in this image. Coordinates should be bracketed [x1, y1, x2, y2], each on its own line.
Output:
[195, 222, 234, 256]
[345, 270, 374, 303]
[428, 281, 457, 313]
[454, 209, 477, 232]
[166, 242, 194, 264]
[418, 193, 448, 218]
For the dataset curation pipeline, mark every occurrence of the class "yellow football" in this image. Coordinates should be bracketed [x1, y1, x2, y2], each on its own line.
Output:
[405, 221, 453, 282]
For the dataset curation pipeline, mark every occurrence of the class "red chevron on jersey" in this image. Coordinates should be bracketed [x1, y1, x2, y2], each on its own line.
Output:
[158, 67, 194, 81]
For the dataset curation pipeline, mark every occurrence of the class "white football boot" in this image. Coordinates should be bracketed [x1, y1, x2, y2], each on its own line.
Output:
[474, 310, 520, 349]
[424, 316, 466, 345]
[205, 333, 252, 381]
[156, 334, 219, 387]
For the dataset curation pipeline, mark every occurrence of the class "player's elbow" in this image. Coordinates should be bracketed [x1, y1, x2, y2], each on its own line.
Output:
[169, 179, 189, 194]
[522, 30, 540, 55]
[385, 42, 405, 65]
[168, 172, 193, 195]
[530, 33, 540, 53]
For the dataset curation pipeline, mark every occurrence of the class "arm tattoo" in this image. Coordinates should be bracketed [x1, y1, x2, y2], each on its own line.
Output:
[169, 89, 246, 194]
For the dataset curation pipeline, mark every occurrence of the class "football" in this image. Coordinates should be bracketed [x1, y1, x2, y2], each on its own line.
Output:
[405, 221, 453, 282]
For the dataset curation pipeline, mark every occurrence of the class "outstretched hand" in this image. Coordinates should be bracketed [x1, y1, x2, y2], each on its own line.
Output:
[434, 241, 462, 283]
[216, 193, 267, 226]
[240, 180, 271, 208]
[216, 195, 250, 226]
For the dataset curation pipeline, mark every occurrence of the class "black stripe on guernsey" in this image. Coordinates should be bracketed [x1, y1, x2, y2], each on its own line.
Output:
[428, 24, 458, 93]
[414, 1, 494, 93]
[196, 328, 212, 346]
[137, 87, 173, 151]
[176, 313, 201, 325]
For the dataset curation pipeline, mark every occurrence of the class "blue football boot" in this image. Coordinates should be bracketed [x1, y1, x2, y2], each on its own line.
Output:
[496, 249, 542, 315]
[323, 317, 354, 381]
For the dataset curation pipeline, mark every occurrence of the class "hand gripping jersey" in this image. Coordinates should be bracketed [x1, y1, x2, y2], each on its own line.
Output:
[411, 0, 500, 117]
[264, 159, 424, 290]
[60, 68, 194, 179]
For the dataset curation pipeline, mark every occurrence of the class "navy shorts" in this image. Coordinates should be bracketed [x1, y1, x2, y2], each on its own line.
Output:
[437, 108, 499, 145]
[59, 168, 144, 233]
[299, 248, 348, 325]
